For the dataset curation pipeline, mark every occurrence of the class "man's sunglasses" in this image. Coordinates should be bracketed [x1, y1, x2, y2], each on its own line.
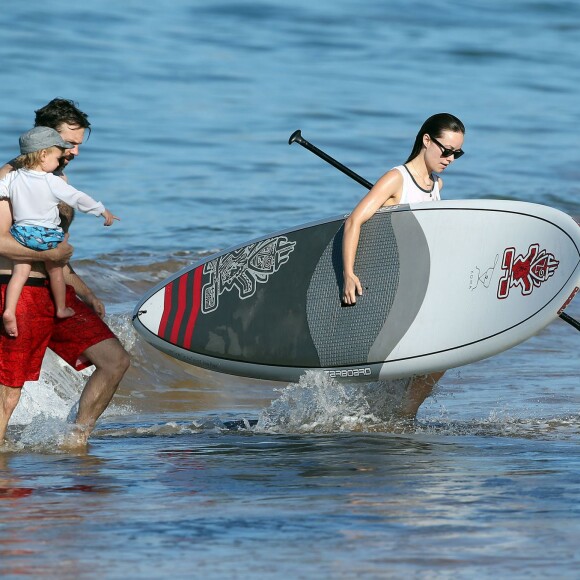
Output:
[430, 135, 464, 159]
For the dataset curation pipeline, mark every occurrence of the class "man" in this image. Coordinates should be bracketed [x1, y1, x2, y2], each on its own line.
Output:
[0, 98, 130, 446]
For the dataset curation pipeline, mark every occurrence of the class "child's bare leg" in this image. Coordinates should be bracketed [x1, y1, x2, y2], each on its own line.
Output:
[46, 262, 75, 319]
[2, 262, 32, 337]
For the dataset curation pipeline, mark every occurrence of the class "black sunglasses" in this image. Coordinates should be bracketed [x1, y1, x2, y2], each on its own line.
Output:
[430, 135, 464, 159]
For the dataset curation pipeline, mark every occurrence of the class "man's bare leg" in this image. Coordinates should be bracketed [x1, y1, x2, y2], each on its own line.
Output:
[68, 338, 130, 446]
[0, 385, 21, 443]
[397, 371, 445, 419]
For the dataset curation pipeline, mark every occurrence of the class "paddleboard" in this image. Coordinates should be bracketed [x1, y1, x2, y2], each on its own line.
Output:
[132, 200, 580, 382]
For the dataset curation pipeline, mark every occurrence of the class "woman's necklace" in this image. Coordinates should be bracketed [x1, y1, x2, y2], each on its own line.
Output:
[406, 161, 433, 192]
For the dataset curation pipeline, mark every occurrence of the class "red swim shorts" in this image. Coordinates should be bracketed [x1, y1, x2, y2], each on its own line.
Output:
[0, 282, 115, 388]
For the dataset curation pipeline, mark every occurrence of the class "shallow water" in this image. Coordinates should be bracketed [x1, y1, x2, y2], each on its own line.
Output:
[1, 1, 579, 578]
[2, 430, 579, 578]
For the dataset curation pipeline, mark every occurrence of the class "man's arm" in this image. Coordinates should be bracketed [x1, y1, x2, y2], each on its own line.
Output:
[0, 162, 15, 180]
[63, 263, 106, 318]
[0, 200, 73, 263]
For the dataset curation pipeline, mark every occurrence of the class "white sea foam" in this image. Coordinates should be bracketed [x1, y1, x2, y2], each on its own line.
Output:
[256, 370, 414, 433]
[10, 350, 91, 426]
[8, 315, 136, 449]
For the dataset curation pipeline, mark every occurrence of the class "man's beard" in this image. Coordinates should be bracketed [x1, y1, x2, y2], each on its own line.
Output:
[57, 155, 73, 172]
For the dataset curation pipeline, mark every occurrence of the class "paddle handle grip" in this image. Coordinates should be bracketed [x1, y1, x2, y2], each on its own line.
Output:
[289, 130, 374, 190]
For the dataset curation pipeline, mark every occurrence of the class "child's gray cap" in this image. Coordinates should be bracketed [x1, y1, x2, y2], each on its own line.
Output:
[19, 126, 73, 154]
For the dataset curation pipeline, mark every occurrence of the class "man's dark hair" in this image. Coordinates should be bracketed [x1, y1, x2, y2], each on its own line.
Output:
[34, 98, 91, 135]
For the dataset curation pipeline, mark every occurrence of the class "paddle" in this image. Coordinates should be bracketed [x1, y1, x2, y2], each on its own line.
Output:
[560, 312, 580, 331]
[289, 129, 580, 332]
[288, 130, 373, 190]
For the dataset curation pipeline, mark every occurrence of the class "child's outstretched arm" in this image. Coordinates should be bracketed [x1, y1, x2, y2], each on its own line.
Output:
[101, 209, 120, 226]
[47, 174, 113, 220]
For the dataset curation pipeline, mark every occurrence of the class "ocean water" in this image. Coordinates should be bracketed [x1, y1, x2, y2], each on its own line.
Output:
[1, 1, 579, 578]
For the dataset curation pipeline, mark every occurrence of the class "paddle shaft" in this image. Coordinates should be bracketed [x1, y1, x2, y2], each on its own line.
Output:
[559, 311, 580, 331]
[288, 129, 580, 332]
[288, 130, 373, 190]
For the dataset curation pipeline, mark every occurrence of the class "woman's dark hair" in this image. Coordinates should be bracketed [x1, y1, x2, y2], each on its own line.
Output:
[34, 98, 91, 136]
[405, 113, 464, 163]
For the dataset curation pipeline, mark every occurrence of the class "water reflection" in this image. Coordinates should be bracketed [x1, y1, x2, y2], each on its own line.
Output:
[0, 452, 119, 576]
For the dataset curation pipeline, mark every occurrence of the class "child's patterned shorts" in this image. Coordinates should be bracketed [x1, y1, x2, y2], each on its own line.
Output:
[10, 224, 64, 251]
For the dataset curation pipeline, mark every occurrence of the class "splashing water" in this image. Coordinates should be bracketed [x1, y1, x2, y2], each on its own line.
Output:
[10, 350, 92, 427]
[256, 370, 414, 433]
[252, 371, 580, 440]
[6, 314, 136, 450]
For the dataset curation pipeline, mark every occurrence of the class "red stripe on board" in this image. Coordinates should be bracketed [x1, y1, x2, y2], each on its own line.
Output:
[158, 281, 175, 337]
[169, 274, 189, 344]
[182, 266, 203, 350]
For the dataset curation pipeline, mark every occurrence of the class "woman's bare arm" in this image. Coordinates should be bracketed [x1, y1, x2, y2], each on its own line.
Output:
[341, 169, 403, 304]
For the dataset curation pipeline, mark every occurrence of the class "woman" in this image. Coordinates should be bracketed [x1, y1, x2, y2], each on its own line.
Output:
[343, 112, 465, 304]
[342, 113, 466, 417]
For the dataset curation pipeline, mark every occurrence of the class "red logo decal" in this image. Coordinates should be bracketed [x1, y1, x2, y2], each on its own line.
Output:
[497, 244, 559, 299]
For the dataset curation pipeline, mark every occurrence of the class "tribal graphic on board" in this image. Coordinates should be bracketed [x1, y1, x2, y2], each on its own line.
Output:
[201, 235, 296, 313]
[497, 243, 559, 299]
